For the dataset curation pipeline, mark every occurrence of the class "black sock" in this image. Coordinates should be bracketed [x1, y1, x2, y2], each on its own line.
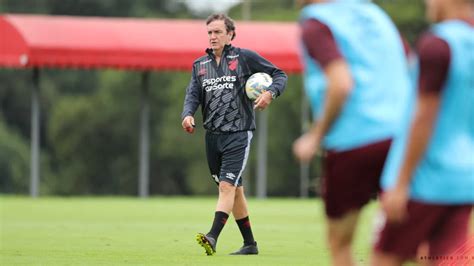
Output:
[236, 216, 255, 245]
[207, 211, 229, 239]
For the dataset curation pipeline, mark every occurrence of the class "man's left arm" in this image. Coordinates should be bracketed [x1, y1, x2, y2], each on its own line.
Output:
[242, 49, 287, 97]
[242, 49, 287, 109]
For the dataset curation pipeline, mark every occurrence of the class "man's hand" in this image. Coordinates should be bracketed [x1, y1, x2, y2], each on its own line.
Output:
[182, 116, 196, 134]
[381, 184, 409, 223]
[254, 91, 273, 111]
[293, 132, 320, 163]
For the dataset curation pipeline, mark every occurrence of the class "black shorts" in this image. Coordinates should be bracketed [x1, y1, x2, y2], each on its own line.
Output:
[205, 130, 253, 187]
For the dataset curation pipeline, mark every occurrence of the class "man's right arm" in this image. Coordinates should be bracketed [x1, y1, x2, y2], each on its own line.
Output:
[382, 33, 451, 223]
[293, 19, 352, 162]
[181, 64, 201, 133]
[181, 64, 201, 119]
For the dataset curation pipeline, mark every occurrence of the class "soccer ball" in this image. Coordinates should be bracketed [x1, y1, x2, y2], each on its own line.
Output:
[245, 72, 273, 100]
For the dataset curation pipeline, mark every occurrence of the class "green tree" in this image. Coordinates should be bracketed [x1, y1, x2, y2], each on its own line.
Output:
[0, 118, 29, 193]
[47, 70, 140, 194]
[375, 0, 427, 44]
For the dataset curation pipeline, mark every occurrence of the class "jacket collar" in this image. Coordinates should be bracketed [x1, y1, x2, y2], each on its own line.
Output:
[205, 44, 233, 57]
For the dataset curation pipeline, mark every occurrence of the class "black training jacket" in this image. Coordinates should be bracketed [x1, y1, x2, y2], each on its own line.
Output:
[181, 44, 287, 132]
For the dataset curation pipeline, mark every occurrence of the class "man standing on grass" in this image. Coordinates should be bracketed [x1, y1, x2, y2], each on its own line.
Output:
[181, 13, 287, 256]
[293, 0, 412, 265]
[372, 0, 474, 264]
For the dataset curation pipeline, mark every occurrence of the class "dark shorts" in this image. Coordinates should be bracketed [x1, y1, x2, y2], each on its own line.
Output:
[322, 139, 392, 219]
[374, 200, 472, 261]
[205, 130, 253, 187]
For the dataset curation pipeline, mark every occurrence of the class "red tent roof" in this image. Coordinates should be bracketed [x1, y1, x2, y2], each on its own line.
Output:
[0, 14, 302, 73]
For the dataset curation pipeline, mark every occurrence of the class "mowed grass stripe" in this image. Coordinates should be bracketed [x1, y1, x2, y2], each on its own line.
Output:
[1, 197, 387, 265]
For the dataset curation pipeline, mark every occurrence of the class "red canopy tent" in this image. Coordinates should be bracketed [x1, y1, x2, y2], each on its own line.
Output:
[0, 14, 303, 197]
[0, 14, 301, 71]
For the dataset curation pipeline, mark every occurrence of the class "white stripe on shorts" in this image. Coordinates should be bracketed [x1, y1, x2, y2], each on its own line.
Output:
[235, 131, 253, 186]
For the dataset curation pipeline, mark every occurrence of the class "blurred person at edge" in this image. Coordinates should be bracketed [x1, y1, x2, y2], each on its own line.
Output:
[293, 0, 413, 265]
[181, 14, 287, 256]
[372, 0, 474, 265]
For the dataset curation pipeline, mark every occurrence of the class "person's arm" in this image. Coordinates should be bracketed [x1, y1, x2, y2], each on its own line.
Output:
[293, 19, 352, 162]
[242, 49, 287, 98]
[241, 49, 288, 110]
[303, 59, 352, 153]
[382, 33, 451, 222]
[181, 64, 201, 133]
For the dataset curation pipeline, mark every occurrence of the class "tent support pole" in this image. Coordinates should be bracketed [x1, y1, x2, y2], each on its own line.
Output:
[30, 67, 40, 198]
[300, 91, 310, 198]
[256, 110, 268, 199]
[138, 71, 150, 198]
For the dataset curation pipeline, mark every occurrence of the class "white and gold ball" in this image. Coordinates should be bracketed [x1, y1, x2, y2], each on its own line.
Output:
[245, 72, 273, 101]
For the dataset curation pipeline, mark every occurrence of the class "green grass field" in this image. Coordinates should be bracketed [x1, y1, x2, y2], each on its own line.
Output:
[0, 197, 400, 265]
